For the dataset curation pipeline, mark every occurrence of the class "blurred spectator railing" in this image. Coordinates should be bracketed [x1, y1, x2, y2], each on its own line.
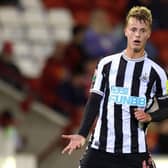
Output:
[0, 79, 69, 167]
[0, 79, 68, 126]
[0, 154, 36, 168]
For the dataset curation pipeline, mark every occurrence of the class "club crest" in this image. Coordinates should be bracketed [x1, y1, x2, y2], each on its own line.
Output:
[139, 73, 149, 83]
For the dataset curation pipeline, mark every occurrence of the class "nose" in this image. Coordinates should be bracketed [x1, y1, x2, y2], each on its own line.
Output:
[135, 30, 140, 37]
[135, 30, 141, 37]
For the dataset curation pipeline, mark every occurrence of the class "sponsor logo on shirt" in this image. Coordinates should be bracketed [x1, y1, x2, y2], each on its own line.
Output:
[109, 86, 146, 107]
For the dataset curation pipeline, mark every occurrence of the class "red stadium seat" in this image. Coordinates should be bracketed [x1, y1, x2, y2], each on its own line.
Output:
[42, 0, 67, 9]
[72, 10, 91, 26]
[93, 0, 128, 24]
[93, 0, 113, 10]
[151, 30, 168, 48]
[159, 47, 168, 67]
[67, 0, 91, 11]
[150, 30, 168, 67]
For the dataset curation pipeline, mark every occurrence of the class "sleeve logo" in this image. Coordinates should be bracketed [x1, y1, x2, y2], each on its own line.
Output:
[91, 70, 97, 88]
[166, 80, 168, 94]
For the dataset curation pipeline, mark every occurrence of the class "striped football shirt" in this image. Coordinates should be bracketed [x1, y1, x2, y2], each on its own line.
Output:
[90, 50, 168, 154]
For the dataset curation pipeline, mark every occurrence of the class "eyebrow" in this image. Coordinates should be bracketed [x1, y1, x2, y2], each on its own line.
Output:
[130, 26, 147, 30]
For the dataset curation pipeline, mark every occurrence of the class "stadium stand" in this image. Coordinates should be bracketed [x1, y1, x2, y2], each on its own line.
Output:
[0, 1, 167, 168]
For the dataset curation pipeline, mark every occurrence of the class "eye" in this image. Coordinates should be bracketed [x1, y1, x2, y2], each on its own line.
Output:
[141, 29, 146, 33]
[131, 28, 137, 32]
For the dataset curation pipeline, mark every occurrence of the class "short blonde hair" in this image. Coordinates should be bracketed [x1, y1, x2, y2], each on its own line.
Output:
[126, 6, 152, 28]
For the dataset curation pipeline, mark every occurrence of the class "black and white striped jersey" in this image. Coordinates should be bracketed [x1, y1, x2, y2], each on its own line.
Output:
[89, 50, 168, 154]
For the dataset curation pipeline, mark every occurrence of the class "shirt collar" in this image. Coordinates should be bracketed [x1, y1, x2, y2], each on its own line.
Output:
[122, 50, 147, 62]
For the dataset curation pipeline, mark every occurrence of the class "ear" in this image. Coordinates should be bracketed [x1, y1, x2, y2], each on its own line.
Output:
[147, 30, 151, 39]
[124, 27, 128, 37]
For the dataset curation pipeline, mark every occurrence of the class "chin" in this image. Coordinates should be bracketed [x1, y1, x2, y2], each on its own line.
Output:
[133, 48, 141, 53]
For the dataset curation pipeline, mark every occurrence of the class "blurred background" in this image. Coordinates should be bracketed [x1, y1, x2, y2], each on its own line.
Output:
[0, 0, 167, 167]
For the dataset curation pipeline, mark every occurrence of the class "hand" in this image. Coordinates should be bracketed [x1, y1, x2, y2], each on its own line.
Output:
[134, 109, 152, 123]
[61, 134, 86, 155]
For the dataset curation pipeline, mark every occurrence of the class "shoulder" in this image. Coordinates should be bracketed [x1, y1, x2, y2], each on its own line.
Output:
[98, 52, 122, 66]
[145, 58, 167, 78]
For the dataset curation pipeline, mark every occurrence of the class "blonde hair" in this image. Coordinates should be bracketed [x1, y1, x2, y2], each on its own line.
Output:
[126, 6, 152, 28]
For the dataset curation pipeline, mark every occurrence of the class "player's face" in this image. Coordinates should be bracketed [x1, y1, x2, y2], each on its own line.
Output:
[125, 17, 151, 53]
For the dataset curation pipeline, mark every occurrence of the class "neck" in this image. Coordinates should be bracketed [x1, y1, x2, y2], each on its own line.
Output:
[125, 47, 145, 59]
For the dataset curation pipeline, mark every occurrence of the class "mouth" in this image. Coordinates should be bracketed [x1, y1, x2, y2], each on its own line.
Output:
[133, 40, 141, 45]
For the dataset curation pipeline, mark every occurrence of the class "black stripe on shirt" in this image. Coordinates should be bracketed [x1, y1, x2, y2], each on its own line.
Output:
[130, 61, 144, 153]
[155, 71, 163, 97]
[114, 56, 127, 153]
[99, 62, 112, 150]
[145, 67, 156, 111]
[145, 67, 155, 98]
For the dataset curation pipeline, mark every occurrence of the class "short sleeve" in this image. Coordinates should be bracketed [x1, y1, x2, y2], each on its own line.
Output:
[156, 72, 168, 110]
[156, 70, 168, 99]
[90, 60, 105, 96]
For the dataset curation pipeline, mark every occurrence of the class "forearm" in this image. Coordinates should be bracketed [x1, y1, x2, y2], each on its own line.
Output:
[135, 97, 168, 123]
[78, 93, 102, 138]
[150, 108, 168, 122]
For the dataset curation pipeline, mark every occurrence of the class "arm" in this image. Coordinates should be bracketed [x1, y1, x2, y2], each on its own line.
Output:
[150, 97, 168, 122]
[134, 97, 168, 123]
[150, 68, 168, 122]
[62, 57, 106, 154]
[136, 68, 168, 123]
[78, 93, 102, 137]
[62, 93, 102, 154]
